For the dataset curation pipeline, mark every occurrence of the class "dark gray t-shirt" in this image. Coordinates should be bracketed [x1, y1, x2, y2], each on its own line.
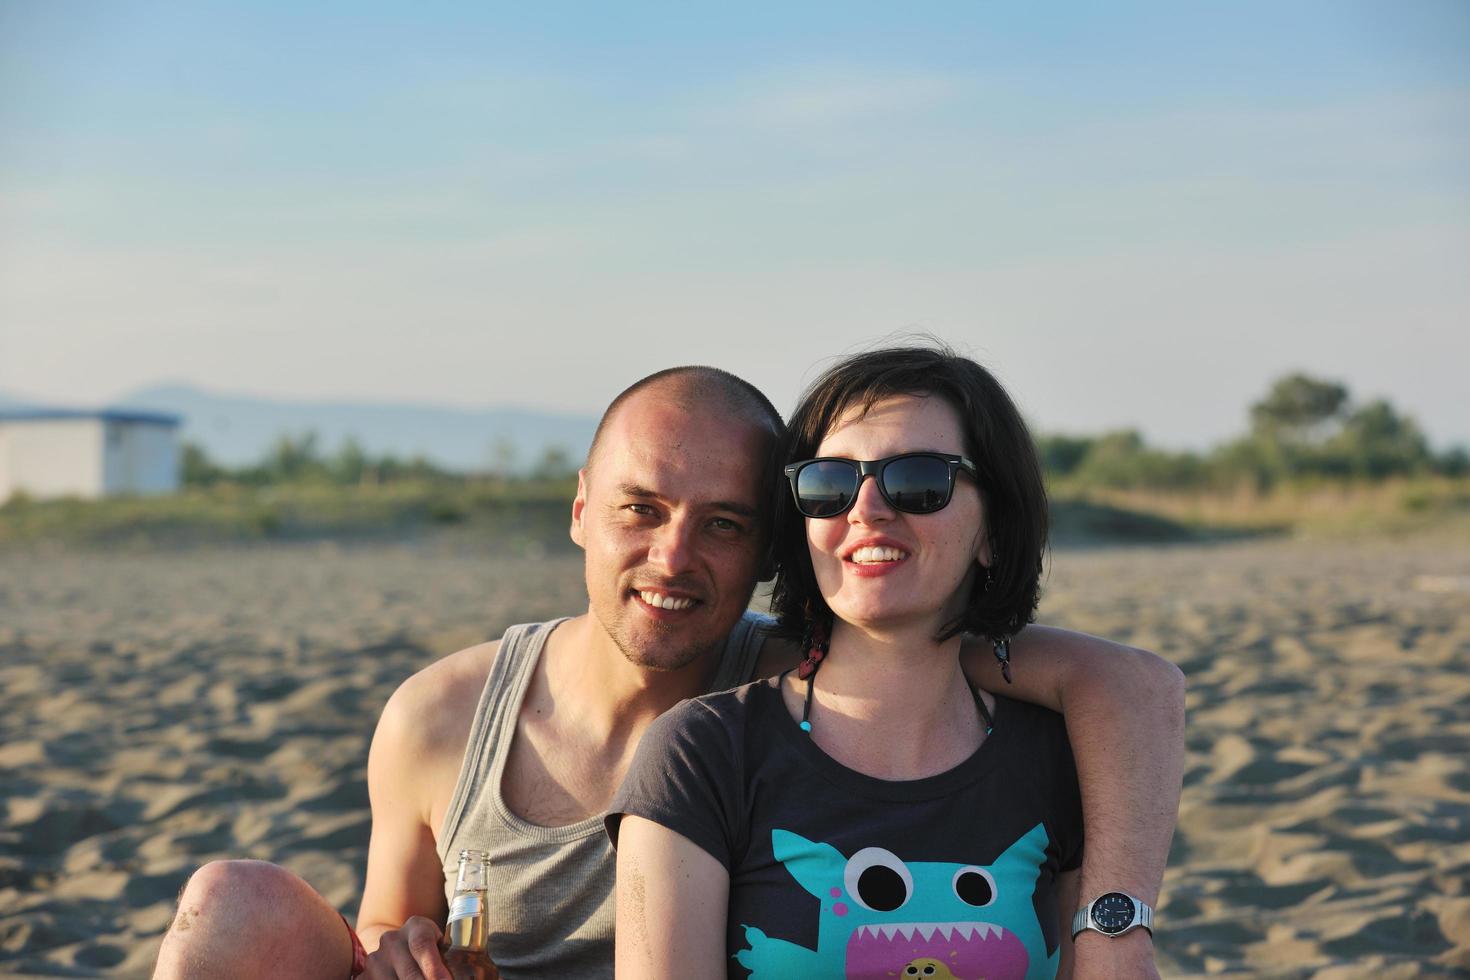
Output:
[609, 678, 1083, 980]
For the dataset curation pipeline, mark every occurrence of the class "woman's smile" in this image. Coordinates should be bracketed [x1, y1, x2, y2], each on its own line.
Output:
[807, 394, 987, 632]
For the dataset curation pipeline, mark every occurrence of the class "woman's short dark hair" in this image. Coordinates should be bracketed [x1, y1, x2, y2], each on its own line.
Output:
[770, 343, 1048, 644]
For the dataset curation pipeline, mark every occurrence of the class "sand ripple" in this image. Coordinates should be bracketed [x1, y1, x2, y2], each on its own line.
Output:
[2, 535, 1467, 977]
[1044, 536, 1470, 978]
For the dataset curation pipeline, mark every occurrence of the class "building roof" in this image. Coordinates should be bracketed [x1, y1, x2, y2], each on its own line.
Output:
[0, 409, 182, 427]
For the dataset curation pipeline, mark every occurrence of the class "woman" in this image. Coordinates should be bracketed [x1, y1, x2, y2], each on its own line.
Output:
[608, 346, 1082, 980]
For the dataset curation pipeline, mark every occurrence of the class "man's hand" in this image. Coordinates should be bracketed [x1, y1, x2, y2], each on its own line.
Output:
[363, 916, 451, 980]
[1070, 930, 1161, 980]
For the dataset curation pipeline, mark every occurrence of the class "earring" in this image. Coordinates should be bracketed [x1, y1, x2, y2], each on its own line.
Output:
[992, 636, 1012, 685]
[798, 608, 831, 733]
[797, 614, 829, 681]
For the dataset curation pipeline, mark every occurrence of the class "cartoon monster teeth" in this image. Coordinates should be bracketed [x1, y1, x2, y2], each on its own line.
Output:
[734, 823, 1058, 979]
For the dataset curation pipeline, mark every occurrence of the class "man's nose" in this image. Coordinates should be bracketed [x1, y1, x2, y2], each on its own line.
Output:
[647, 517, 698, 575]
[847, 473, 894, 525]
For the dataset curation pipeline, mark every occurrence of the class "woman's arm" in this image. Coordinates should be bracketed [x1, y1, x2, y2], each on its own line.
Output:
[615, 816, 729, 980]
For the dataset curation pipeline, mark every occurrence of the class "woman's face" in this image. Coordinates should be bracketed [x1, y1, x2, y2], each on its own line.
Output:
[805, 393, 989, 636]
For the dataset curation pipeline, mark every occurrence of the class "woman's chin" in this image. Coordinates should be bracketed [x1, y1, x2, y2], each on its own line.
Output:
[832, 605, 945, 639]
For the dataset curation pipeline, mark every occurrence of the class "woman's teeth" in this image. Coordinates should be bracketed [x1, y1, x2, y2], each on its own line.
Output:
[639, 591, 695, 610]
[849, 546, 907, 564]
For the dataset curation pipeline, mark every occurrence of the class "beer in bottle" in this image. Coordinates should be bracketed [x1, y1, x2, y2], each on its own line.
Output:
[443, 848, 498, 980]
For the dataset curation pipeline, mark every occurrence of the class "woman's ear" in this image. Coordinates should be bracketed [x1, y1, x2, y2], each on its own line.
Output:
[974, 530, 993, 570]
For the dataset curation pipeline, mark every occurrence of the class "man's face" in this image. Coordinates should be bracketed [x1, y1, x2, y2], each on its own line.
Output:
[571, 389, 768, 673]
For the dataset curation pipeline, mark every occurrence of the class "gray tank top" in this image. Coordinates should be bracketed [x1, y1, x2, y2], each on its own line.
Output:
[435, 611, 769, 979]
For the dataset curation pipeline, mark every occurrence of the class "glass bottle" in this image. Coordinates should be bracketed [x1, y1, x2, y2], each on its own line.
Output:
[443, 848, 498, 980]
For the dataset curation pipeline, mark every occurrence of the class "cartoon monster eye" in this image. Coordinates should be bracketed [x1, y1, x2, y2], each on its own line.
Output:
[952, 865, 996, 907]
[843, 847, 912, 913]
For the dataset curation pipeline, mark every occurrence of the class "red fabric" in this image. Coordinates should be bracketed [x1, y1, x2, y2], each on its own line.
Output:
[341, 913, 368, 978]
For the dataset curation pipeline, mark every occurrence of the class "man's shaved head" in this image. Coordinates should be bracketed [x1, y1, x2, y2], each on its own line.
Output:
[573, 367, 786, 668]
[585, 366, 784, 474]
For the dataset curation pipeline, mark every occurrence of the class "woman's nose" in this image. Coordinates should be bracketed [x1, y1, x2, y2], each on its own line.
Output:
[846, 473, 894, 524]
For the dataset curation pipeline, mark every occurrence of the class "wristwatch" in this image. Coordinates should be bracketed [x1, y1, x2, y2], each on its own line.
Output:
[1071, 892, 1154, 939]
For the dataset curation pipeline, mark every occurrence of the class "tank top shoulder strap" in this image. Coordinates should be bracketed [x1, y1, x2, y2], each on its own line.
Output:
[437, 619, 567, 851]
[707, 610, 773, 693]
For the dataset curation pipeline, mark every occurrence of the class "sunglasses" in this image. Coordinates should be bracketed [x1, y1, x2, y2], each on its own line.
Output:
[784, 452, 978, 519]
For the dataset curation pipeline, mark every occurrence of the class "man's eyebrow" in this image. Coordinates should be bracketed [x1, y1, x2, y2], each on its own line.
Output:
[710, 500, 760, 519]
[615, 483, 759, 519]
[617, 482, 658, 498]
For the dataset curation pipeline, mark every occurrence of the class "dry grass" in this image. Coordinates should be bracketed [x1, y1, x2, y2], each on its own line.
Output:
[1056, 476, 1470, 539]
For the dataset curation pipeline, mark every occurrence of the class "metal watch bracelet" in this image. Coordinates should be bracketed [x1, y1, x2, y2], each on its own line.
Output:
[1071, 893, 1155, 939]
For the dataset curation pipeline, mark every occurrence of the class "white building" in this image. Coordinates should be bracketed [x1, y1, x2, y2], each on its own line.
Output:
[0, 410, 182, 501]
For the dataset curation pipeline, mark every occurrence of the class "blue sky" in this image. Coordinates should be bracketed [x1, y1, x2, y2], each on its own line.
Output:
[2, 1, 1467, 448]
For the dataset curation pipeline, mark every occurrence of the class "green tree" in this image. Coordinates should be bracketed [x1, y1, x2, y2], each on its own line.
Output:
[487, 436, 519, 480]
[266, 432, 324, 482]
[1071, 430, 1206, 490]
[1249, 373, 1348, 445]
[331, 437, 369, 485]
[1208, 436, 1286, 492]
[1037, 434, 1094, 478]
[180, 441, 224, 487]
[530, 445, 575, 481]
[1327, 400, 1432, 478]
[1437, 446, 1469, 478]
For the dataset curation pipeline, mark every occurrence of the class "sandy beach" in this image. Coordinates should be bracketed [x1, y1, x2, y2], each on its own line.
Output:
[2, 533, 1467, 977]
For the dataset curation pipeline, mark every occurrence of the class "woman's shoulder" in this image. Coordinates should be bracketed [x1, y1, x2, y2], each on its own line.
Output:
[651, 677, 776, 741]
[610, 682, 776, 858]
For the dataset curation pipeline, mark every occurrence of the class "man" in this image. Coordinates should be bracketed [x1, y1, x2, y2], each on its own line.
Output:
[154, 366, 1184, 979]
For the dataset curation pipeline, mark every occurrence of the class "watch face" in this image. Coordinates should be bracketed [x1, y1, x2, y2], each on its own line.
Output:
[1092, 893, 1136, 934]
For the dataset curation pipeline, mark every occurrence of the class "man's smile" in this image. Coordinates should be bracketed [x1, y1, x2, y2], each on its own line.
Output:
[632, 587, 702, 612]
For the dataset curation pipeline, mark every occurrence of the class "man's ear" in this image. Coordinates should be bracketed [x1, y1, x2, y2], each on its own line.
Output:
[569, 468, 589, 550]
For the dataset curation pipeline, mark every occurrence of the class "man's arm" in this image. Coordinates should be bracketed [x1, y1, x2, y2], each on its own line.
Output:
[1054, 868, 1081, 980]
[960, 625, 1185, 978]
[356, 643, 498, 979]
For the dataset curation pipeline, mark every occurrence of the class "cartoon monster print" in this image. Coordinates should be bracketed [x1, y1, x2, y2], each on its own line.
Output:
[734, 822, 1056, 980]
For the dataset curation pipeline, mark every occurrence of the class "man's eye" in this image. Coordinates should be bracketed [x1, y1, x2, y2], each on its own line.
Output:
[625, 504, 656, 517]
[709, 517, 743, 533]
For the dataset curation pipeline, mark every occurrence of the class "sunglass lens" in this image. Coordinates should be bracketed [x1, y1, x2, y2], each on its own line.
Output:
[882, 455, 952, 513]
[795, 460, 858, 517]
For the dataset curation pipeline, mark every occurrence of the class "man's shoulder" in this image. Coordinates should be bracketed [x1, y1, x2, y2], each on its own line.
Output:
[370, 618, 578, 835]
[749, 637, 799, 678]
[392, 638, 501, 718]
[375, 637, 503, 768]
[380, 617, 570, 746]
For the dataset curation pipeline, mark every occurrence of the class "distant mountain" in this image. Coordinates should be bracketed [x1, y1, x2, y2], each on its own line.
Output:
[94, 383, 598, 472]
[0, 392, 56, 412]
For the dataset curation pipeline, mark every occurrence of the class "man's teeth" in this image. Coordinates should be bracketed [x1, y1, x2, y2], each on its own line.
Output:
[639, 591, 695, 610]
[849, 546, 907, 564]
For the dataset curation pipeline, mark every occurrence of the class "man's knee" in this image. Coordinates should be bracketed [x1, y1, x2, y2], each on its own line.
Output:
[156, 860, 346, 980]
[172, 860, 305, 930]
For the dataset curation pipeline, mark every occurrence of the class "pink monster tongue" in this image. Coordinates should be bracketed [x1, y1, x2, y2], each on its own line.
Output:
[843, 923, 1028, 980]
